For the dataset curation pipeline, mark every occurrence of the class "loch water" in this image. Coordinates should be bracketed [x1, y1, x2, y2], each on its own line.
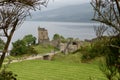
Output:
[12, 21, 99, 43]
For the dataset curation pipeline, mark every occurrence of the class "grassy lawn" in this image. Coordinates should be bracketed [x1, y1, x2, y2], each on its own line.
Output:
[52, 52, 82, 64]
[33, 45, 56, 54]
[8, 60, 107, 80]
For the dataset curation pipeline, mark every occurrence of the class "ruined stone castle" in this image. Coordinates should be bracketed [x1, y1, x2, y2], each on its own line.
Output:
[38, 27, 81, 53]
[38, 27, 49, 44]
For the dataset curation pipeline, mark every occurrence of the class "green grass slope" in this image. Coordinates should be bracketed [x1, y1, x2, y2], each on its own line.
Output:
[33, 45, 55, 54]
[8, 60, 107, 80]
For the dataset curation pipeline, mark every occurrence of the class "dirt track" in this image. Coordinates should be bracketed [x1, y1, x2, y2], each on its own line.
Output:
[4, 52, 58, 64]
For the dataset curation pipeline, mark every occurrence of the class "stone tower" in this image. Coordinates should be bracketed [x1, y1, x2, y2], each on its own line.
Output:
[38, 27, 49, 44]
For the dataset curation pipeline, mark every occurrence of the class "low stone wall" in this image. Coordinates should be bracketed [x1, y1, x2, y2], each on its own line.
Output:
[43, 53, 55, 60]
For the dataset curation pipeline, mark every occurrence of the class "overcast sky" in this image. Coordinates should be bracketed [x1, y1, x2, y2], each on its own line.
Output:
[49, 0, 90, 5]
[41, 0, 90, 11]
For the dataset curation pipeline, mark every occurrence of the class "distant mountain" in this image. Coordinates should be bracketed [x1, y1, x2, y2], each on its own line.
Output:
[29, 3, 94, 22]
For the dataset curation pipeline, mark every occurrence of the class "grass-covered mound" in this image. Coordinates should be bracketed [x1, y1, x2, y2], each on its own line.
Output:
[52, 52, 82, 63]
[33, 44, 56, 54]
[8, 60, 107, 80]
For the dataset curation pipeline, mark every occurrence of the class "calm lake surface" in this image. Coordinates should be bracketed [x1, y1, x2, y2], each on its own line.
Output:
[12, 21, 99, 42]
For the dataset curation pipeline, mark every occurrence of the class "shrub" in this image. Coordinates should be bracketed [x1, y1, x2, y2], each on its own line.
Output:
[81, 38, 109, 63]
[99, 36, 120, 80]
[0, 63, 17, 80]
[0, 70, 17, 80]
[10, 40, 28, 56]
[10, 40, 37, 56]
[23, 34, 36, 46]
[53, 34, 67, 43]
[80, 45, 94, 63]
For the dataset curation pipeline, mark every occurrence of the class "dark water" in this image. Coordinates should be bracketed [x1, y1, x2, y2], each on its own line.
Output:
[12, 21, 99, 43]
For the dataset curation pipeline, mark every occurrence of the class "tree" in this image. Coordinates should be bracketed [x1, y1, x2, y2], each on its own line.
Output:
[91, 0, 120, 33]
[10, 40, 27, 56]
[91, 0, 120, 80]
[0, 38, 5, 50]
[53, 34, 61, 40]
[23, 34, 36, 46]
[94, 24, 108, 39]
[0, 0, 49, 69]
[53, 34, 65, 40]
[11, 37, 38, 56]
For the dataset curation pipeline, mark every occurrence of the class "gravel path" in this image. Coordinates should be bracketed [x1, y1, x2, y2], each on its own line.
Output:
[3, 52, 59, 64]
